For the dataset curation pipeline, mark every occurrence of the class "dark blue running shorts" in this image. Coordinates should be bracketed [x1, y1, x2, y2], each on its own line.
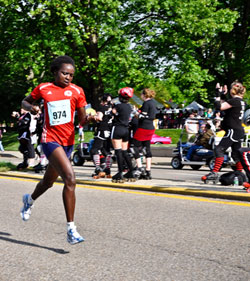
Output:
[42, 142, 74, 159]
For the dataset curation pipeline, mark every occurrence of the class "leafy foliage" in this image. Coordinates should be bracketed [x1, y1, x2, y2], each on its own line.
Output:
[0, 0, 248, 125]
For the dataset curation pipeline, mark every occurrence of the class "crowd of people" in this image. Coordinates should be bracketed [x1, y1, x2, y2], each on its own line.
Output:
[8, 54, 250, 245]
[88, 87, 157, 182]
[157, 107, 221, 130]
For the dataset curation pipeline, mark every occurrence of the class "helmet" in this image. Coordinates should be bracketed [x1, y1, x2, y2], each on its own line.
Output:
[243, 109, 250, 126]
[118, 87, 134, 98]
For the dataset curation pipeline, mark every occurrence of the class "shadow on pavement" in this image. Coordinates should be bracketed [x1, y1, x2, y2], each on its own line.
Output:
[0, 232, 69, 254]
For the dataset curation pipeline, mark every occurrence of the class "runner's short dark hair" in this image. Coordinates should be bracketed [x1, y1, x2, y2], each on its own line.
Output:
[50, 55, 75, 74]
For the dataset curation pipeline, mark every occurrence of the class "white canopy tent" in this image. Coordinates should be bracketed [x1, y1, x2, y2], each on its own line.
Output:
[184, 101, 204, 111]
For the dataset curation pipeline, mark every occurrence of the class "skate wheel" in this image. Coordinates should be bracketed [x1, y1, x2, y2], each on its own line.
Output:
[93, 175, 100, 179]
[99, 172, 106, 178]
[129, 178, 136, 182]
[106, 175, 112, 178]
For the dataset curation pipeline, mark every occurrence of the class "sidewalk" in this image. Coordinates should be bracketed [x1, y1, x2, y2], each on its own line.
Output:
[1, 151, 250, 202]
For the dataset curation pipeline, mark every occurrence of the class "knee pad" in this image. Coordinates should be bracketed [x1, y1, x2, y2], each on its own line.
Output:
[145, 147, 152, 158]
[129, 146, 140, 159]
[142, 140, 152, 158]
[214, 145, 225, 158]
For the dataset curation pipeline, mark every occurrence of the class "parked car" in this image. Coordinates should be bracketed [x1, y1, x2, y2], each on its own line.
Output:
[150, 134, 172, 144]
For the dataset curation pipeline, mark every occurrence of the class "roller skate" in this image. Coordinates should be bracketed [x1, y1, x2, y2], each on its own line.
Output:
[201, 172, 219, 184]
[112, 172, 125, 183]
[33, 163, 46, 173]
[243, 182, 250, 193]
[17, 162, 28, 170]
[144, 170, 152, 180]
[123, 170, 137, 182]
[134, 167, 145, 179]
[103, 168, 112, 178]
[92, 167, 105, 179]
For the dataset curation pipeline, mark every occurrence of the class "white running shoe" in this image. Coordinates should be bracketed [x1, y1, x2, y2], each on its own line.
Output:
[67, 227, 84, 245]
[20, 194, 34, 221]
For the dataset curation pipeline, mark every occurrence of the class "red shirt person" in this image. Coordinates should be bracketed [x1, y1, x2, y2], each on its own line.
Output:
[31, 82, 86, 145]
[20, 55, 88, 245]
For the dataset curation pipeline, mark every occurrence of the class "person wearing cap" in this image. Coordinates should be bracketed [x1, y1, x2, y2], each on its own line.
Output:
[111, 87, 136, 182]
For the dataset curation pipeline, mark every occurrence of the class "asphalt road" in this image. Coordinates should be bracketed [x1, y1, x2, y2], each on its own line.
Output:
[0, 176, 250, 281]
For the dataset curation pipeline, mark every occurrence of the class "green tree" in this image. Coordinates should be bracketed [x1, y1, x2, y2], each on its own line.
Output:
[127, 0, 238, 103]
[0, 0, 241, 125]
[0, 0, 146, 112]
[194, 0, 250, 103]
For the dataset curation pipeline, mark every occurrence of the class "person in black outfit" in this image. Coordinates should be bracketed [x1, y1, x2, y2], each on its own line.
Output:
[238, 109, 250, 189]
[32, 102, 48, 173]
[90, 93, 113, 178]
[14, 108, 37, 169]
[202, 82, 246, 183]
[111, 87, 135, 182]
[132, 88, 157, 179]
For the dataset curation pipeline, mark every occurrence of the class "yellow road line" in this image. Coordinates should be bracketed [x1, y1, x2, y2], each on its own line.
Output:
[76, 184, 250, 207]
[1, 175, 250, 207]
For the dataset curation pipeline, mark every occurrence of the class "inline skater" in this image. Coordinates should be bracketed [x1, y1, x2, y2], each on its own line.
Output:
[131, 88, 157, 180]
[202, 82, 246, 183]
[90, 93, 113, 178]
[111, 87, 136, 182]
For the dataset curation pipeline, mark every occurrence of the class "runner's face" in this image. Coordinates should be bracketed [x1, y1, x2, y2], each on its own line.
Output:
[55, 64, 75, 88]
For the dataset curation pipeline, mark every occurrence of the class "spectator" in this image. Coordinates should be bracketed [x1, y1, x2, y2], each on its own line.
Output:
[78, 124, 84, 142]
[207, 108, 213, 118]
[213, 110, 222, 131]
[0, 128, 4, 151]
[203, 109, 208, 118]
[184, 112, 199, 141]
[184, 124, 215, 161]
[176, 110, 184, 129]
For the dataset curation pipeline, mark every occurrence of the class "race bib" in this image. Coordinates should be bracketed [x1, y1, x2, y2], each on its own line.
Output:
[47, 99, 71, 126]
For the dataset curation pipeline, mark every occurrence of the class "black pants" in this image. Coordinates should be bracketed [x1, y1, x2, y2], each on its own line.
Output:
[131, 139, 152, 159]
[215, 129, 244, 162]
[18, 138, 35, 164]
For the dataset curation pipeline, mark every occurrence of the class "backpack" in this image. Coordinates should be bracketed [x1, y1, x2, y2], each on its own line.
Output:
[219, 171, 247, 186]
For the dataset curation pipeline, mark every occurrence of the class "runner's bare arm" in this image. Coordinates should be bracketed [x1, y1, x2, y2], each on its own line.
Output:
[22, 95, 40, 115]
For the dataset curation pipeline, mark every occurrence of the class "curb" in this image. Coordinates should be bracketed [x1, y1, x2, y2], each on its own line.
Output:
[1, 171, 250, 203]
